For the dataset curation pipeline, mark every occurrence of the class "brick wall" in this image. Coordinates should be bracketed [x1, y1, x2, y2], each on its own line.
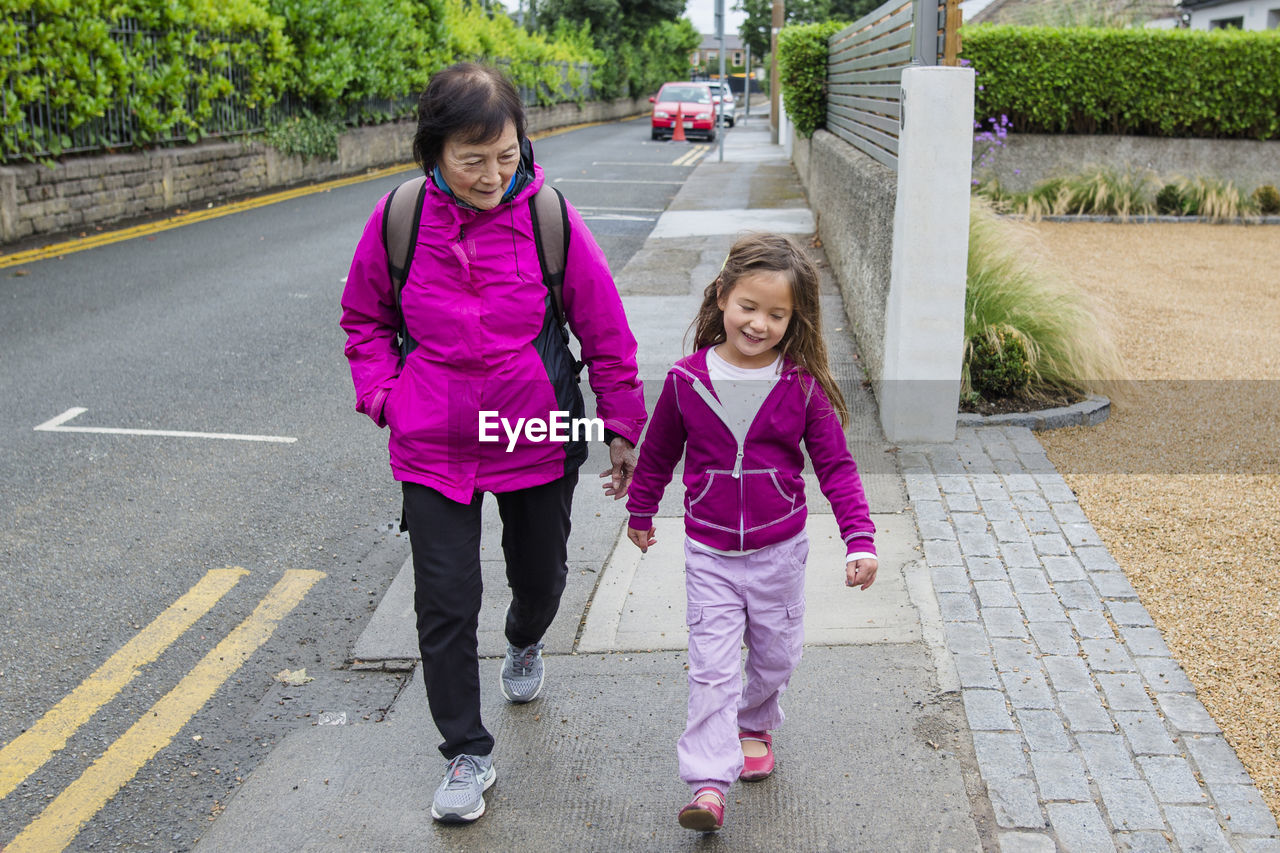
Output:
[0, 96, 649, 246]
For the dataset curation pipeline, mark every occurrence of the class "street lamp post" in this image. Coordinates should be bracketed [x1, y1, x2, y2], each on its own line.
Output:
[770, 0, 783, 143]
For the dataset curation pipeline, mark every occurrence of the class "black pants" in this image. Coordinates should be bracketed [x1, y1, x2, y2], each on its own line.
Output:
[401, 470, 577, 759]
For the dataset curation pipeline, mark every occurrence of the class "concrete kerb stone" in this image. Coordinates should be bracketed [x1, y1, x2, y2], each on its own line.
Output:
[958, 394, 1111, 431]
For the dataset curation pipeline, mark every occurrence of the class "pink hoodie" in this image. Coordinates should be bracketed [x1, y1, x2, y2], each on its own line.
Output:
[627, 347, 876, 555]
[340, 162, 646, 503]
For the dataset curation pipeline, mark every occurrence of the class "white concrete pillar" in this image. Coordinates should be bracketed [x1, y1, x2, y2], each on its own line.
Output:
[878, 65, 975, 444]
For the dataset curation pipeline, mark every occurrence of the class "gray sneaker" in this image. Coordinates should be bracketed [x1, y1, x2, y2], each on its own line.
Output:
[500, 642, 545, 703]
[430, 754, 496, 823]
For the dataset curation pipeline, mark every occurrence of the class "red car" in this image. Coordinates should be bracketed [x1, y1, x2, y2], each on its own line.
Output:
[649, 82, 717, 142]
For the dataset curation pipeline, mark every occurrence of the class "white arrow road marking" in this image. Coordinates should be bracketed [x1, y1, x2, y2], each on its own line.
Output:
[34, 408, 297, 444]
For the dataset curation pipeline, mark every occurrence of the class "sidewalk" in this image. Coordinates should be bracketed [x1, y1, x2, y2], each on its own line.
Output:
[196, 116, 1280, 852]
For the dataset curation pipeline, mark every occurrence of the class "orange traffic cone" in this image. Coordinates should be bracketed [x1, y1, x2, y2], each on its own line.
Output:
[672, 105, 686, 142]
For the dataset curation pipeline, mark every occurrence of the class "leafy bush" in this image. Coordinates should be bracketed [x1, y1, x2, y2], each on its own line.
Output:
[967, 325, 1033, 399]
[1, 0, 291, 160]
[963, 25, 1280, 140]
[1156, 183, 1185, 215]
[266, 0, 447, 111]
[441, 0, 603, 106]
[1254, 184, 1280, 215]
[263, 111, 341, 161]
[964, 196, 1124, 402]
[777, 20, 847, 139]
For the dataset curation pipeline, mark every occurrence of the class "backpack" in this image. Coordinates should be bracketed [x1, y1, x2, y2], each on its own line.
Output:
[380, 175, 574, 364]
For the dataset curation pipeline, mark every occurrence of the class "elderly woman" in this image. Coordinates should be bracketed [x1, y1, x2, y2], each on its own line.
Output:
[340, 63, 646, 824]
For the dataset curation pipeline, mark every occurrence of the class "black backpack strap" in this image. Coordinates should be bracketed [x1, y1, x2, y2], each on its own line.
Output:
[381, 175, 427, 360]
[529, 184, 571, 328]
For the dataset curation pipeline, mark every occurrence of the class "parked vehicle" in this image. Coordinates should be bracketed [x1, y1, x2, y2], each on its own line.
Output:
[649, 82, 717, 142]
[710, 81, 738, 127]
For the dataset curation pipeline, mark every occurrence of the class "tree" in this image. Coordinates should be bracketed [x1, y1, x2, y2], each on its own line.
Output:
[735, 0, 879, 59]
[542, 0, 684, 44]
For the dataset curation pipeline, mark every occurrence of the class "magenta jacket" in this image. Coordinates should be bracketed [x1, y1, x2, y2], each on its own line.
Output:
[627, 347, 876, 556]
[340, 161, 646, 504]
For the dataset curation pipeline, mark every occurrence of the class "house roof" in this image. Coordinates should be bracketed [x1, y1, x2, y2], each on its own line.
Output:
[967, 0, 1179, 25]
[699, 33, 744, 51]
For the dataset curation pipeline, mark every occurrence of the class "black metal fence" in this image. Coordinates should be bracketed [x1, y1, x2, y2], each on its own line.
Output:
[1, 14, 598, 163]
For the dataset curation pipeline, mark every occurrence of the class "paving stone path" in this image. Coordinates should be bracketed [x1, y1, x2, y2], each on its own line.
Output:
[906, 425, 1280, 853]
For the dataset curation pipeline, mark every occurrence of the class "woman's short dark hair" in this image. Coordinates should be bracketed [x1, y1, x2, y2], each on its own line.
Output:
[413, 63, 527, 172]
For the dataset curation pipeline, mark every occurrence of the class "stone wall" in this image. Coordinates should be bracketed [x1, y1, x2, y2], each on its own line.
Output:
[793, 129, 897, 389]
[0, 96, 649, 246]
[974, 133, 1280, 194]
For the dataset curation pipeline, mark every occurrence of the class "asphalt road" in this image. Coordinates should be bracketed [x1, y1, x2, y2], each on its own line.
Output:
[0, 114, 707, 852]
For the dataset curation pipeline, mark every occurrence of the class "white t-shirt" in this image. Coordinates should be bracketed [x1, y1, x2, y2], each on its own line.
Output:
[705, 346, 781, 443]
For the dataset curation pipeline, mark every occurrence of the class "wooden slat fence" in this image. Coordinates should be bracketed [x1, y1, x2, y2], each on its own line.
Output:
[825, 0, 961, 170]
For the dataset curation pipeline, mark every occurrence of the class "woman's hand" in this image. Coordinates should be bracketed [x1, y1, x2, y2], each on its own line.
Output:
[601, 436, 637, 500]
[627, 525, 657, 553]
[846, 557, 878, 591]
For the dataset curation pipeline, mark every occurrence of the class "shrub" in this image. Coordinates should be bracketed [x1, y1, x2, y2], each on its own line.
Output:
[963, 25, 1280, 140]
[777, 20, 847, 139]
[1254, 184, 1280, 215]
[1, 0, 291, 160]
[967, 325, 1033, 398]
[263, 111, 341, 162]
[963, 196, 1125, 402]
[1156, 183, 1185, 215]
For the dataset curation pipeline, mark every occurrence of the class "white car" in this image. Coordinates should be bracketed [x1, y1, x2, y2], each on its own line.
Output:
[710, 82, 738, 128]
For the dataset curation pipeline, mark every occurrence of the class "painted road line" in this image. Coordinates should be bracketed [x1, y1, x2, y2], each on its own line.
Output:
[581, 214, 659, 223]
[0, 568, 248, 800]
[574, 206, 665, 213]
[553, 178, 684, 185]
[4, 569, 325, 853]
[590, 161, 698, 167]
[35, 408, 297, 444]
[673, 146, 710, 167]
[0, 119, 637, 272]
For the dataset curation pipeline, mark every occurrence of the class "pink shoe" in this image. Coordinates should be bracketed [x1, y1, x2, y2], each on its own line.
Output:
[739, 730, 774, 781]
[677, 787, 726, 831]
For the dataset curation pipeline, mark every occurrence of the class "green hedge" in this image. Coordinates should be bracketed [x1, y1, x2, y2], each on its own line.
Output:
[0, 0, 648, 162]
[964, 25, 1280, 140]
[267, 0, 447, 109]
[777, 20, 847, 139]
[0, 0, 290, 159]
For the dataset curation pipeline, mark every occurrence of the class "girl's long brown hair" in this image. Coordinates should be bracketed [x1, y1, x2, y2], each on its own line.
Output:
[690, 232, 849, 427]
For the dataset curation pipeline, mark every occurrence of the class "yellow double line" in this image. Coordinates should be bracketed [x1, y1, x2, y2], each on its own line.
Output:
[1, 568, 324, 852]
[673, 145, 710, 167]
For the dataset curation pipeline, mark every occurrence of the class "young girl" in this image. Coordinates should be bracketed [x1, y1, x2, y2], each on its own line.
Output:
[625, 232, 878, 832]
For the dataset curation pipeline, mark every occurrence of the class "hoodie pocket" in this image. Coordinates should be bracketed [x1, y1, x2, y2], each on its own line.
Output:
[685, 469, 737, 532]
[743, 469, 801, 533]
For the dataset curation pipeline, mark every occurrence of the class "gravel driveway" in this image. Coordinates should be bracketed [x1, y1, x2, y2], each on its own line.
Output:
[1031, 221, 1280, 819]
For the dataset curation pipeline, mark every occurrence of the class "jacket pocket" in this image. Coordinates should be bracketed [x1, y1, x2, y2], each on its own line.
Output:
[685, 469, 737, 533]
[686, 604, 703, 627]
[742, 469, 802, 533]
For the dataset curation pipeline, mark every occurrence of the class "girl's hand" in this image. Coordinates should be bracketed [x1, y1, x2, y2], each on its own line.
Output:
[627, 525, 657, 553]
[846, 557, 878, 591]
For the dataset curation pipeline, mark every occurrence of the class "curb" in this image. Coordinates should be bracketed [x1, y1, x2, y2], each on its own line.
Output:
[957, 393, 1110, 431]
[1002, 214, 1280, 225]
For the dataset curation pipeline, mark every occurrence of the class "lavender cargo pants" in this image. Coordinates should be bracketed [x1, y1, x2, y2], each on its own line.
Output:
[679, 531, 808, 794]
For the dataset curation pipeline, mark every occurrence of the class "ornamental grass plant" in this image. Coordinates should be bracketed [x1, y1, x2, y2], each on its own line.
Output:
[975, 166, 1269, 221]
[963, 197, 1126, 403]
